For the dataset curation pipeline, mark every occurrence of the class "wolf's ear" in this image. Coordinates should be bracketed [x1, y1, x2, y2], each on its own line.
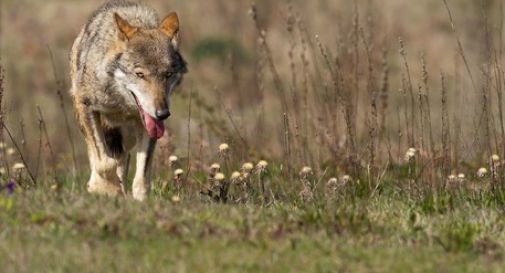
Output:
[114, 13, 137, 40]
[159, 12, 180, 47]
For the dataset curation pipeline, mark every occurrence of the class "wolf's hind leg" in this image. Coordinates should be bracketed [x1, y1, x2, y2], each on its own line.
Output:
[74, 99, 123, 196]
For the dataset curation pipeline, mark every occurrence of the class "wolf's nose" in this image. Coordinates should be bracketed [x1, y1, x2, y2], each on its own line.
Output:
[156, 108, 171, 120]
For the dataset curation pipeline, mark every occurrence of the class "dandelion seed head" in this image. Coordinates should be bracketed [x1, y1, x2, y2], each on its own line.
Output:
[405, 148, 417, 161]
[12, 163, 25, 171]
[215, 172, 225, 181]
[242, 162, 254, 172]
[448, 174, 457, 181]
[300, 166, 313, 175]
[174, 169, 184, 177]
[169, 155, 178, 163]
[457, 173, 466, 182]
[210, 163, 221, 171]
[477, 167, 488, 178]
[491, 154, 500, 162]
[219, 143, 229, 153]
[231, 171, 241, 180]
[327, 177, 338, 186]
[257, 160, 268, 168]
[341, 175, 351, 183]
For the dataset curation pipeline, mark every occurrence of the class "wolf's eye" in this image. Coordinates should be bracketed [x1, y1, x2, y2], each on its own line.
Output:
[136, 72, 145, 78]
[165, 72, 174, 78]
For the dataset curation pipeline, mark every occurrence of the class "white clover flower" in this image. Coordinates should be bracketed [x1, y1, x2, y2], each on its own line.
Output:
[174, 169, 184, 177]
[477, 167, 488, 178]
[448, 174, 457, 182]
[169, 155, 178, 163]
[214, 172, 225, 182]
[241, 162, 254, 172]
[171, 195, 181, 203]
[300, 166, 313, 175]
[12, 162, 25, 171]
[219, 143, 229, 153]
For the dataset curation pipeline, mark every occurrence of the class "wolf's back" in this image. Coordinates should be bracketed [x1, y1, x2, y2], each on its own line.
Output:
[70, 1, 159, 89]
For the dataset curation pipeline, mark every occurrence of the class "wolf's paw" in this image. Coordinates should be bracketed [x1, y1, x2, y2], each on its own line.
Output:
[87, 172, 123, 197]
[132, 178, 149, 201]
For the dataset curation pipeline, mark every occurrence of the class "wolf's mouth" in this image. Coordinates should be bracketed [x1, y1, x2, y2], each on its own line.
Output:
[131, 93, 165, 140]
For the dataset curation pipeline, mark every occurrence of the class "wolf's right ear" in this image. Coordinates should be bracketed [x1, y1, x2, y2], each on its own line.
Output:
[114, 13, 137, 41]
[159, 12, 180, 47]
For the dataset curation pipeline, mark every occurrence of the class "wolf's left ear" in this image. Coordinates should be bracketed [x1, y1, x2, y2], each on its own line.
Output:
[114, 13, 138, 40]
[159, 12, 180, 47]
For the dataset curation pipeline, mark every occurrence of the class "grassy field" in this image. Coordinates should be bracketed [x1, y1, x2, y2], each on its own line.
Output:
[3, 0, 505, 272]
[3, 177, 505, 273]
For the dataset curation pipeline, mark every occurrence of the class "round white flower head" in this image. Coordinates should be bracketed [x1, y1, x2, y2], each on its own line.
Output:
[219, 143, 229, 153]
[210, 163, 221, 171]
[300, 166, 313, 175]
[12, 162, 25, 170]
[242, 162, 254, 172]
[405, 148, 417, 161]
[257, 160, 268, 168]
[477, 167, 488, 178]
[169, 155, 178, 163]
[457, 173, 465, 182]
[491, 154, 500, 162]
[215, 172, 226, 181]
[448, 174, 457, 181]
[174, 169, 184, 177]
[171, 195, 181, 203]
[231, 171, 241, 180]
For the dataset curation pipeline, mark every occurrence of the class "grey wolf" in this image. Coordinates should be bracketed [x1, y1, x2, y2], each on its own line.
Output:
[69, 0, 187, 200]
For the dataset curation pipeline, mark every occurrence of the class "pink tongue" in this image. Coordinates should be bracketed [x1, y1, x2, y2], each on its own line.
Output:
[142, 111, 165, 140]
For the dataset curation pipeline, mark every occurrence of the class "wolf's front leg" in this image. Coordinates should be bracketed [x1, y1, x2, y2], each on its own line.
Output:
[73, 99, 123, 197]
[132, 132, 157, 201]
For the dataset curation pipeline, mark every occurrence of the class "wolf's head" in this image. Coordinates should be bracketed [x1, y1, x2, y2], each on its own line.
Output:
[112, 12, 187, 139]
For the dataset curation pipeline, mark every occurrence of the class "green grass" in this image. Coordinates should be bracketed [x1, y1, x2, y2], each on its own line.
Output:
[2, 178, 505, 273]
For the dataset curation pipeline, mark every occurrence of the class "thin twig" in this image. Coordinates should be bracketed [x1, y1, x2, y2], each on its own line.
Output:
[3, 124, 36, 184]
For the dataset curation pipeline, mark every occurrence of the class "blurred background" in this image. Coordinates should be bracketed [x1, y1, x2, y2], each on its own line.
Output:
[0, 0, 503, 177]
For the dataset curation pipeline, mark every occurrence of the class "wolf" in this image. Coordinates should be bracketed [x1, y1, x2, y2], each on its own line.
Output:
[69, 0, 187, 201]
